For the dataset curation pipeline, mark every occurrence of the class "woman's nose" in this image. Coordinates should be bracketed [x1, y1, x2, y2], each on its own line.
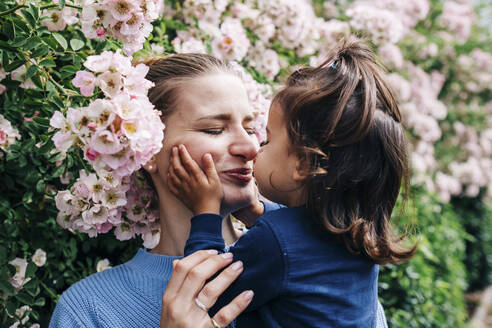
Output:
[229, 130, 258, 161]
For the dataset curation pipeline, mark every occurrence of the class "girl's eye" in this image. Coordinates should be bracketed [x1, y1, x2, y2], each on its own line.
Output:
[201, 129, 223, 135]
[260, 140, 269, 147]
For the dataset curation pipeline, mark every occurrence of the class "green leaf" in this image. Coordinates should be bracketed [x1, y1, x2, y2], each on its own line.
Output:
[15, 292, 34, 306]
[42, 36, 59, 50]
[28, 3, 40, 21]
[21, 9, 37, 28]
[22, 191, 33, 205]
[12, 17, 30, 34]
[6, 297, 18, 316]
[60, 65, 80, 74]
[52, 33, 67, 50]
[32, 116, 51, 127]
[0, 246, 6, 263]
[51, 164, 65, 178]
[26, 262, 37, 278]
[39, 59, 56, 67]
[24, 36, 42, 51]
[34, 297, 45, 307]
[31, 46, 49, 58]
[31, 74, 44, 89]
[11, 38, 27, 48]
[70, 39, 84, 51]
[35, 179, 45, 193]
[0, 279, 15, 295]
[46, 80, 57, 93]
[3, 19, 15, 39]
[25, 65, 38, 81]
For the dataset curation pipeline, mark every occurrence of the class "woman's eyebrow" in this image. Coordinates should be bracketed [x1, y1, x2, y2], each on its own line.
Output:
[197, 114, 232, 122]
[197, 114, 255, 123]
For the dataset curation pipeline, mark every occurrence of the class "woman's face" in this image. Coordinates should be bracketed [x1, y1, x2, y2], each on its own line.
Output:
[156, 73, 259, 213]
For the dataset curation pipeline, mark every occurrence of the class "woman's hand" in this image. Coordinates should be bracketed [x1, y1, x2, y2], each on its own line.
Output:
[167, 144, 224, 215]
[161, 250, 254, 328]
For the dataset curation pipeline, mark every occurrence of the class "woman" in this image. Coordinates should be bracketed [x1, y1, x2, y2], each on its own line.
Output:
[49, 53, 388, 328]
[49, 53, 262, 328]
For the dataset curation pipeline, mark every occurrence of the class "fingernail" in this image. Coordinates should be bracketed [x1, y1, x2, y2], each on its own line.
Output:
[243, 290, 254, 301]
[207, 249, 218, 255]
[172, 146, 177, 152]
[231, 261, 243, 271]
[220, 252, 233, 259]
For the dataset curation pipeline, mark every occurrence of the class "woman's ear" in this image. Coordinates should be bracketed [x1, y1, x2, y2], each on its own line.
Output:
[143, 157, 158, 174]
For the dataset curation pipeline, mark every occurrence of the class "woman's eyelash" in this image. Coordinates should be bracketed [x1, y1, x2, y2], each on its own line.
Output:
[201, 129, 223, 135]
[260, 140, 269, 147]
[246, 129, 256, 135]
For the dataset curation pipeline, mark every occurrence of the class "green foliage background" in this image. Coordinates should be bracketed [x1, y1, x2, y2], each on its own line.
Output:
[0, 0, 491, 327]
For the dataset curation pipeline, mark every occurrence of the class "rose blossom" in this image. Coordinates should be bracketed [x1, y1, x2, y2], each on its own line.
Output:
[32, 249, 47, 267]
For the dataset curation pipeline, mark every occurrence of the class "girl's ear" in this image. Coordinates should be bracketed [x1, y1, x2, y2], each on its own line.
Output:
[292, 156, 308, 182]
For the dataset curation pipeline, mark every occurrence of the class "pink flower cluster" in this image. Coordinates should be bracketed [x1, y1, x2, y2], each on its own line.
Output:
[55, 170, 160, 247]
[0, 114, 21, 153]
[230, 62, 272, 144]
[51, 51, 164, 246]
[346, 3, 405, 45]
[51, 50, 164, 179]
[41, 0, 79, 31]
[80, 0, 162, 55]
[440, 0, 476, 44]
[456, 49, 492, 94]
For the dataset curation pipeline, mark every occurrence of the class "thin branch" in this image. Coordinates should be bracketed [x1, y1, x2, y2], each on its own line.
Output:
[0, 4, 26, 17]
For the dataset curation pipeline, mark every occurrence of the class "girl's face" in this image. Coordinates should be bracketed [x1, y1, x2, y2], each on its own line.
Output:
[253, 101, 303, 206]
[156, 73, 259, 213]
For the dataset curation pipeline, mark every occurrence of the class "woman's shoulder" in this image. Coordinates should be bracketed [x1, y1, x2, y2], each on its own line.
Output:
[50, 265, 131, 327]
[56, 262, 133, 312]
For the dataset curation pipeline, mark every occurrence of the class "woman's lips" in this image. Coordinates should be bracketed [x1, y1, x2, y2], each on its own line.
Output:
[222, 168, 253, 183]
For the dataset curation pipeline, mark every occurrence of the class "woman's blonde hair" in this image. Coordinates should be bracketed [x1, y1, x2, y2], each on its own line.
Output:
[138, 53, 238, 119]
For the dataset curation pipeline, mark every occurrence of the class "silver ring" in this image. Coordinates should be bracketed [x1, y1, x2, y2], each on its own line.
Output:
[211, 318, 223, 328]
[195, 297, 208, 312]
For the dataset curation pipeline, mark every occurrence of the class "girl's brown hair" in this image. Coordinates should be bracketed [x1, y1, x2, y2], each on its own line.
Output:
[138, 53, 238, 119]
[274, 37, 417, 264]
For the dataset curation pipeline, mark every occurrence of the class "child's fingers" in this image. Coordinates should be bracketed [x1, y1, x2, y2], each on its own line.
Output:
[171, 146, 190, 180]
[178, 144, 205, 179]
[202, 153, 220, 184]
[167, 171, 182, 196]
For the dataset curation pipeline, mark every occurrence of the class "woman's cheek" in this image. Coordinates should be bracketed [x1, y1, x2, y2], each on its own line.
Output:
[182, 141, 222, 169]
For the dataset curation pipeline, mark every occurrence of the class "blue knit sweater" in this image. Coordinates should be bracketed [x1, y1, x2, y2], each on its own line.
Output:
[49, 249, 180, 328]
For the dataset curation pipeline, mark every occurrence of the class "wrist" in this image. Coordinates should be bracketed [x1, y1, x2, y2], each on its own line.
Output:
[194, 200, 221, 215]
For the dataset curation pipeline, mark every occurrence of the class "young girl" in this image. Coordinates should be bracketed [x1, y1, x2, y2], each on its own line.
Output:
[167, 37, 416, 327]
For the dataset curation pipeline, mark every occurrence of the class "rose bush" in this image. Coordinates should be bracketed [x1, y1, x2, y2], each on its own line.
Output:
[0, 0, 490, 326]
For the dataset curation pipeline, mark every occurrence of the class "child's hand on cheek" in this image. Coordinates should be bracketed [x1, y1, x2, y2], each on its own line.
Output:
[167, 144, 223, 215]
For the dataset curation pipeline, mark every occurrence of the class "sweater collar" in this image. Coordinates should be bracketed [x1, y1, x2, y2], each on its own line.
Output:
[126, 249, 182, 279]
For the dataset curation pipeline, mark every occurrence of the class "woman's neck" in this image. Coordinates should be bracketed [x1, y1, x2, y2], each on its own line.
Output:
[151, 189, 241, 256]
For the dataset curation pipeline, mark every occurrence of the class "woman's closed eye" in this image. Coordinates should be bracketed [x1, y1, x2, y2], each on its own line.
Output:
[201, 128, 224, 135]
